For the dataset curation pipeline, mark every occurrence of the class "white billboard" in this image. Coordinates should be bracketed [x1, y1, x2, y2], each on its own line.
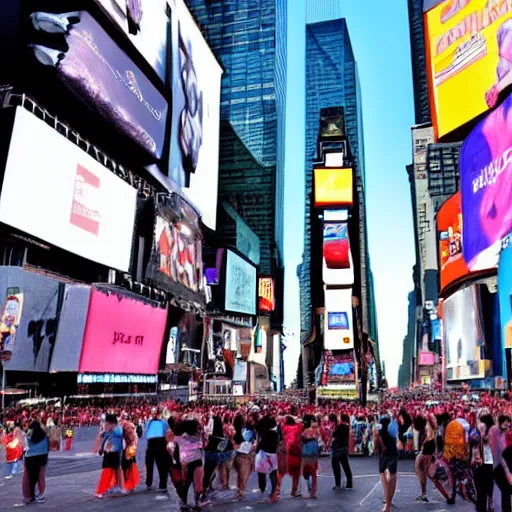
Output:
[168, 0, 222, 230]
[324, 288, 354, 350]
[0, 108, 137, 272]
[225, 250, 257, 316]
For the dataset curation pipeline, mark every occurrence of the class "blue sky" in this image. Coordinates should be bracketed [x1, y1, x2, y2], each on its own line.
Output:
[283, 0, 417, 387]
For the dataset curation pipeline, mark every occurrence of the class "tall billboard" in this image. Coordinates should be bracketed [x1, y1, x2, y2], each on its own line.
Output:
[322, 223, 354, 286]
[169, 0, 222, 230]
[224, 250, 257, 316]
[314, 168, 353, 208]
[424, 0, 512, 138]
[96, 0, 169, 82]
[437, 191, 470, 293]
[460, 91, 512, 271]
[78, 288, 167, 374]
[499, 241, 512, 365]
[443, 285, 486, 381]
[0, 108, 137, 272]
[324, 288, 354, 350]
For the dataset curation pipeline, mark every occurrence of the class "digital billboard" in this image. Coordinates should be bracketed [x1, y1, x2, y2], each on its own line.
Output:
[0, 108, 137, 272]
[460, 91, 512, 271]
[96, 0, 169, 82]
[443, 285, 486, 380]
[498, 241, 512, 355]
[30, 11, 168, 161]
[78, 288, 167, 374]
[169, 0, 222, 230]
[258, 277, 275, 313]
[323, 223, 350, 269]
[326, 353, 356, 385]
[314, 168, 353, 208]
[324, 288, 354, 350]
[437, 191, 470, 293]
[424, 0, 512, 138]
[225, 250, 257, 316]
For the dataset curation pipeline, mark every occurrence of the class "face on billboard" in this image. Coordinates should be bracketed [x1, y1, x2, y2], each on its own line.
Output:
[0, 108, 136, 272]
[443, 285, 485, 380]
[79, 288, 167, 374]
[314, 168, 353, 208]
[324, 288, 353, 350]
[460, 92, 512, 271]
[498, 240, 512, 351]
[425, 0, 512, 138]
[225, 251, 257, 316]
[169, 0, 222, 230]
[96, 0, 169, 82]
[437, 191, 470, 292]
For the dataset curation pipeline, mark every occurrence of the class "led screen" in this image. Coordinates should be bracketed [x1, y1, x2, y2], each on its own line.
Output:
[78, 288, 167, 374]
[424, 0, 512, 138]
[0, 108, 136, 272]
[443, 285, 485, 380]
[169, 0, 222, 230]
[323, 223, 350, 269]
[324, 288, 354, 350]
[499, 240, 512, 354]
[437, 191, 470, 292]
[224, 250, 257, 316]
[314, 168, 353, 208]
[460, 91, 512, 271]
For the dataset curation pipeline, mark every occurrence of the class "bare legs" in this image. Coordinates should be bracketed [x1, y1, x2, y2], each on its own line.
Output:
[380, 470, 397, 512]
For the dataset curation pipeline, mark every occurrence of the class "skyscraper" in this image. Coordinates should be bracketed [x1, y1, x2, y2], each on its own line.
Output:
[305, 0, 342, 23]
[185, 0, 287, 276]
[408, 0, 431, 124]
[299, 18, 365, 339]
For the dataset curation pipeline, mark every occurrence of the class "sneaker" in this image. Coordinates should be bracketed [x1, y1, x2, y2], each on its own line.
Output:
[36, 494, 45, 503]
[346, 483, 353, 489]
[5, 475, 13, 480]
[155, 494, 169, 501]
[332, 486, 342, 490]
[415, 495, 428, 503]
[146, 485, 152, 491]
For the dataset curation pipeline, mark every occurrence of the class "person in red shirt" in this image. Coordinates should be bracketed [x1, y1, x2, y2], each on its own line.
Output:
[279, 415, 302, 498]
[3, 424, 24, 478]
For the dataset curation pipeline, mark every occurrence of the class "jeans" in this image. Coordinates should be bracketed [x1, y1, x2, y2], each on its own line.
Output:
[145, 438, 169, 491]
[7, 460, 22, 476]
[331, 448, 353, 487]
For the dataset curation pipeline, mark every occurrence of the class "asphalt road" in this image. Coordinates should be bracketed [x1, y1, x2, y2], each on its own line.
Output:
[0, 451, 478, 511]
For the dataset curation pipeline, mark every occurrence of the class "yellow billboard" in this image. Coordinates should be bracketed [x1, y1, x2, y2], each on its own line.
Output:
[425, 0, 512, 139]
[314, 168, 353, 208]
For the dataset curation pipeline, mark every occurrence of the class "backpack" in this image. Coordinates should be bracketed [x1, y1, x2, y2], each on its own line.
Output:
[302, 438, 319, 457]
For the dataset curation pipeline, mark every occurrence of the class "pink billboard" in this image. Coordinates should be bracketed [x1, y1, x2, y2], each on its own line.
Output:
[78, 288, 167, 374]
[418, 351, 435, 367]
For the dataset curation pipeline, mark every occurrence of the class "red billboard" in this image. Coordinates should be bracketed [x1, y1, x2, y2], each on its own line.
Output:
[78, 288, 167, 374]
[437, 191, 470, 293]
[258, 277, 275, 313]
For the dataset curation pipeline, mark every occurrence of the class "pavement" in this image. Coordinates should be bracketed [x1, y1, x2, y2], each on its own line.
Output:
[0, 451, 479, 512]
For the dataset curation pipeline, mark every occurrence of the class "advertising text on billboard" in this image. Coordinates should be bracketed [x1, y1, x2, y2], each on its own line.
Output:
[425, 0, 512, 138]
[460, 92, 512, 271]
[224, 251, 257, 316]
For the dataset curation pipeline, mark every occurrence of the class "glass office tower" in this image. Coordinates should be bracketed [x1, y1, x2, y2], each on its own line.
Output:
[299, 18, 365, 337]
[186, 0, 287, 275]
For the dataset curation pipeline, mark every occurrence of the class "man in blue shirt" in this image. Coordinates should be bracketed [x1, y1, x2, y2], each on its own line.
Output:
[145, 407, 170, 498]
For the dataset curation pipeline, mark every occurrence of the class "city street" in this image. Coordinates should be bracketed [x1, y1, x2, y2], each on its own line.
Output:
[1, 449, 476, 511]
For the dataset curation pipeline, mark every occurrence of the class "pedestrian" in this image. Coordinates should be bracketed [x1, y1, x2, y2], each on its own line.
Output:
[121, 413, 140, 493]
[94, 413, 125, 498]
[331, 413, 353, 490]
[233, 414, 256, 500]
[3, 423, 23, 479]
[301, 414, 320, 499]
[375, 415, 398, 512]
[144, 407, 170, 497]
[255, 415, 279, 503]
[470, 413, 495, 512]
[492, 415, 512, 512]
[279, 414, 302, 497]
[23, 420, 49, 504]
[414, 415, 434, 502]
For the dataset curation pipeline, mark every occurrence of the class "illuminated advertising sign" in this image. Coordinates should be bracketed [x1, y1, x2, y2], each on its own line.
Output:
[0, 108, 136, 272]
[77, 374, 157, 384]
[499, 241, 512, 354]
[418, 351, 435, 366]
[225, 250, 257, 316]
[326, 353, 356, 385]
[424, 0, 512, 138]
[437, 192, 471, 293]
[96, 0, 169, 82]
[31, 10, 168, 160]
[78, 288, 167, 374]
[314, 168, 353, 208]
[324, 288, 354, 350]
[258, 278, 275, 313]
[169, 0, 223, 230]
[443, 285, 486, 380]
[323, 223, 350, 269]
[460, 92, 512, 271]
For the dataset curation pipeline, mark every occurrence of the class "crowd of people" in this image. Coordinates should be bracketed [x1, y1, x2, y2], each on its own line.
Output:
[2, 391, 512, 511]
